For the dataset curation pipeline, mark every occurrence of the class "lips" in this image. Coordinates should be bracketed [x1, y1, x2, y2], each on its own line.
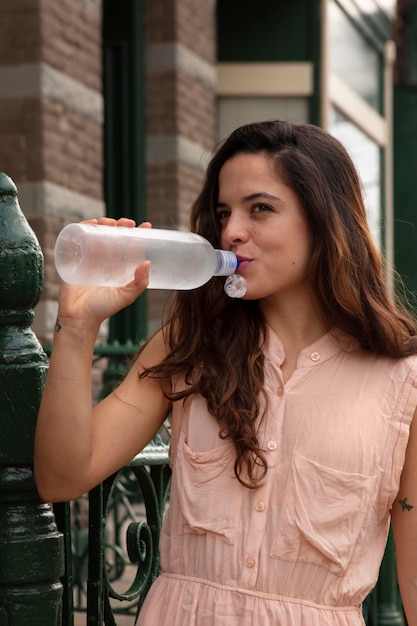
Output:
[235, 256, 251, 271]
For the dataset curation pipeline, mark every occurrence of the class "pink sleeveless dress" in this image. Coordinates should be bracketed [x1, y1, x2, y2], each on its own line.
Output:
[138, 328, 417, 625]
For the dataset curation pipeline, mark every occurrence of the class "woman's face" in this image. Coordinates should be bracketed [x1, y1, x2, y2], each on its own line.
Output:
[217, 152, 314, 304]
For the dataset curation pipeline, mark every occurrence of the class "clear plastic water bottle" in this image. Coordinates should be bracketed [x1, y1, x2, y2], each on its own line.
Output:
[54, 223, 238, 289]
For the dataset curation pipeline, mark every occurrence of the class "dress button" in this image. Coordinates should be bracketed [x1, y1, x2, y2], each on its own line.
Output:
[267, 441, 277, 451]
[245, 557, 256, 568]
[255, 501, 265, 512]
[276, 386, 284, 396]
[310, 351, 321, 362]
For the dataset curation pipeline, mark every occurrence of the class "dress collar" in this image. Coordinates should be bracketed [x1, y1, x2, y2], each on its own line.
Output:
[262, 325, 358, 369]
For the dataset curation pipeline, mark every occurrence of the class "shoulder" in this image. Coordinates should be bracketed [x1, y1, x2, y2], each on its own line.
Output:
[347, 335, 417, 378]
[389, 352, 417, 392]
[126, 327, 172, 399]
[135, 327, 170, 370]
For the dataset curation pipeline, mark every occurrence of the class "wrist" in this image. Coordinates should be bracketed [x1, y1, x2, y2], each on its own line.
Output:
[55, 313, 101, 334]
[52, 314, 101, 352]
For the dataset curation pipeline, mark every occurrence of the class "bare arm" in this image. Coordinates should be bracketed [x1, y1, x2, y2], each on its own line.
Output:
[34, 218, 170, 502]
[391, 405, 417, 626]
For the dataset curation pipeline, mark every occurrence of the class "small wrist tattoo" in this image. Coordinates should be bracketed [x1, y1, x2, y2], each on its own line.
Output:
[399, 497, 414, 512]
[55, 319, 62, 333]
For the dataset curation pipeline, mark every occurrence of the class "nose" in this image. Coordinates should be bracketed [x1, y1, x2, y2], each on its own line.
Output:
[221, 213, 250, 246]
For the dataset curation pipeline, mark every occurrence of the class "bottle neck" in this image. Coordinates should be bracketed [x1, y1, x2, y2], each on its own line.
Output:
[214, 250, 238, 276]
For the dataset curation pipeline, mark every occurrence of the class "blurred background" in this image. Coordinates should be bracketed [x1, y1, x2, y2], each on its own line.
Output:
[1, 2, 416, 622]
[0, 0, 416, 349]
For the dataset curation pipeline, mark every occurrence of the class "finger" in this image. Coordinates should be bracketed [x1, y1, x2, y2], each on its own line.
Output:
[124, 261, 151, 291]
[95, 217, 117, 225]
[116, 217, 136, 227]
[81, 217, 118, 226]
[80, 217, 146, 228]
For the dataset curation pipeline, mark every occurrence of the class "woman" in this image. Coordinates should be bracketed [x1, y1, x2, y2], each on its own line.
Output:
[35, 120, 417, 625]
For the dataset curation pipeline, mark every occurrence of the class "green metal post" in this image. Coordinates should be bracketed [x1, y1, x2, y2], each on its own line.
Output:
[101, 0, 147, 395]
[0, 173, 65, 624]
[376, 529, 404, 625]
[86, 484, 105, 625]
[393, 0, 417, 299]
[103, 0, 147, 346]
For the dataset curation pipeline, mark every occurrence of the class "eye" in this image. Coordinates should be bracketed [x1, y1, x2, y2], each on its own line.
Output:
[252, 203, 273, 213]
[216, 208, 230, 220]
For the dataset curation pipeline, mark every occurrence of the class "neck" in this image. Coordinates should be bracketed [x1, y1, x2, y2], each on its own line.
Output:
[260, 293, 331, 379]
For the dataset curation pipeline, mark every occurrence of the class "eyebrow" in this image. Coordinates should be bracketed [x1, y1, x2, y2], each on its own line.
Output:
[244, 192, 282, 202]
[216, 191, 282, 208]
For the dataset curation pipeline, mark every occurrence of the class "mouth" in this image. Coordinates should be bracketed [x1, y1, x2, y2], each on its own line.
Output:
[235, 255, 252, 271]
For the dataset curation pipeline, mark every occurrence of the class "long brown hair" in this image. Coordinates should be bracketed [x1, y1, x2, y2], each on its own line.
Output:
[142, 120, 417, 486]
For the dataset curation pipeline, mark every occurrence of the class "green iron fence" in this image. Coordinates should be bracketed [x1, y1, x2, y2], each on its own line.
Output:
[54, 427, 171, 625]
[45, 331, 172, 625]
[0, 171, 407, 625]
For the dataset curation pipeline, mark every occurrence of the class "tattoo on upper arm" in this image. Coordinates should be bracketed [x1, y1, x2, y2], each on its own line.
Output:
[55, 319, 62, 333]
[399, 497, 414, 512]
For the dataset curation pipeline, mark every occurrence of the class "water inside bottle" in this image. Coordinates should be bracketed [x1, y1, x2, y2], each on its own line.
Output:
[56, 230, 146, 285]
[55, 227, 219, 288]
[146, 240, 217, 289]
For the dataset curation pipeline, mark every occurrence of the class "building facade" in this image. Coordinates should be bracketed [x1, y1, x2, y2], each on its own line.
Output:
[1, 1, 416, 621]
[0, 0, 415, 346]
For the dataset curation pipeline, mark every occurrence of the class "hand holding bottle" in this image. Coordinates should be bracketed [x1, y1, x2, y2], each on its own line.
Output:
[56, 217, 151, 328]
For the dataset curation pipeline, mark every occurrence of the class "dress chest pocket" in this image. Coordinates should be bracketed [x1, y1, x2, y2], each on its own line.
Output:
[270, 453, 378, 575]
[175, 433, 243, 545]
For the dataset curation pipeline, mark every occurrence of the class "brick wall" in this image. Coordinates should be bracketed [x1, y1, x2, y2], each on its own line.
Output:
[0, 0, 103, 195]
[42, 101, 103, 199]
[0, 0, 104, 344]
[0, 0, 217, 340]
[145, 0, 216, 328]
[40, 0, 102, 92]
[0, 0, 42, 65]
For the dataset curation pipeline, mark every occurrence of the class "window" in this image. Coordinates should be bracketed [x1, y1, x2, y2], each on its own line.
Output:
[322, 0, 394, 274]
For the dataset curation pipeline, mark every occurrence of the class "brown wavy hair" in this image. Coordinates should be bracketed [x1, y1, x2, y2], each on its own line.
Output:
[141, 119, 417, 487]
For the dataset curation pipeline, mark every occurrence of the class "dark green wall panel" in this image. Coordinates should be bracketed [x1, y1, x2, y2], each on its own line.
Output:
[217, 0, 314, 62]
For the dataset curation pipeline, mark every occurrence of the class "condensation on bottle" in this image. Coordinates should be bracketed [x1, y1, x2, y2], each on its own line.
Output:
[54, 223, 238, 290]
